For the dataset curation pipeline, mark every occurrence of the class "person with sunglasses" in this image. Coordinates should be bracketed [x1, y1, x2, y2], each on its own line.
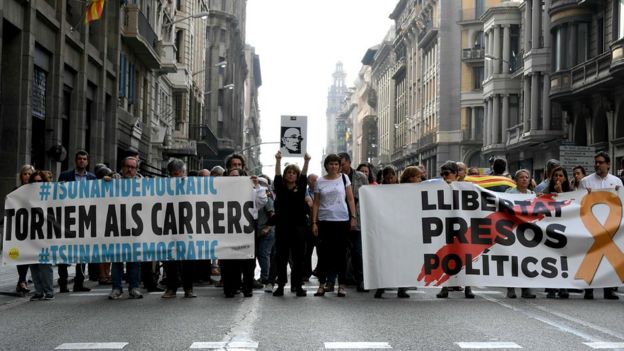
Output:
[436, 161, 475, 299]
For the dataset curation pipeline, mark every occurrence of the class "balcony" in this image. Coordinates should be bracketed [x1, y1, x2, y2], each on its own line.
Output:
[462, 48, 485, 63]
[217, 138, 235, 154]
[549, 69, 571, 99]
[570, 51, 612, 92]
[610, 38, 624, 77]
[418, 20, 438, 48]
[189, 124, 219, 157]
[121, 5, 161, 69]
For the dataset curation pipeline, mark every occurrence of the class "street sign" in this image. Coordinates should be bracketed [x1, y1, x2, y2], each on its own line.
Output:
[559, 145, 595, 176]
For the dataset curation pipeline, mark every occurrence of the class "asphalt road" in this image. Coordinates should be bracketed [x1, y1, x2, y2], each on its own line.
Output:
[0, 274, 623, 351]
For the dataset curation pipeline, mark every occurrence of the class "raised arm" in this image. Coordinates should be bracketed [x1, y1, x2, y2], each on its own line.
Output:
[275, 151, 282, 176]
[302, 153, 311, 176]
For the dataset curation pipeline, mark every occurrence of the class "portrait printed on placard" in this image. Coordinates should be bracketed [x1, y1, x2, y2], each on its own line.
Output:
[280, 115, 307, 156]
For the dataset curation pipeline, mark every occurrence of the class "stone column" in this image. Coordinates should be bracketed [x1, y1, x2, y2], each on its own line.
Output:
[543, 0, 552, 48]
[542, 74, 551, 130]
[502, 94, 509, 144]
[484, 99, 490, 145]
[502, 25, 511, 73]
[493, 25, 501, 74]
[531, 73, 540, 131]
[471, 107, 477, 140]
[485, 31, 491, 77]
[523, 76, 531, 133]
[525, 0, 532, 51]
[492, 95, 500, 144]
[532, 0, 541, 49]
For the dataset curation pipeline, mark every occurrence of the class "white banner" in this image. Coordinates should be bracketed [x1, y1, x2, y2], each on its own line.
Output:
[361, 181, 624, 289]
[2, 177, 256, 265]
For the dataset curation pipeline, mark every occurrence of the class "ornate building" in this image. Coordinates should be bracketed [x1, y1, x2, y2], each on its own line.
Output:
[325, 62, 348, 155]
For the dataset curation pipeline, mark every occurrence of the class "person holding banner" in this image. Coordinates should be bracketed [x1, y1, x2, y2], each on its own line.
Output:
[162, 158, 196, 299]
[14, 164, 35, 297]
[28, 170, 55, 301]
[374, 166, 410, 299]
[579, 151, 622, 300]
[436, 161, 475, 299]
[542, 166, 573, 299]
[57, 150, 96, 293]
[312, 154, 357, 297]
[571, 166, 587, 190]
[271, 151, 311, 297]
[220, 168, 264, 298]
[109, 157, 143, 300]
[505, 169, 537, 299]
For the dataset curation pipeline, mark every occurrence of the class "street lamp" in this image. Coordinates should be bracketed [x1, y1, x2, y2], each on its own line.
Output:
[164, 12, 209, 28]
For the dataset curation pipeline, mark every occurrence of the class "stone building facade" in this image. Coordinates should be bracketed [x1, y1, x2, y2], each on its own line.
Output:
[0, 0, 257, 211]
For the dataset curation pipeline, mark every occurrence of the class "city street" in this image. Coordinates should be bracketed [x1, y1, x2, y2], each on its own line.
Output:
[0, 265, 623, 351]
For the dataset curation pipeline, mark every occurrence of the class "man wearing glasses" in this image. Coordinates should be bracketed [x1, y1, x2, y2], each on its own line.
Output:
[281, 127, 303, 155]
[579, 151, 622, 300]
[108, 157, 143, 300]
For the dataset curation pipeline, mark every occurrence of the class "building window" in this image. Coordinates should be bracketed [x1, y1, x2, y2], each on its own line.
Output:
[32, 66, 47, 120]
[554, 26, 567, 71]
[576, 22, 589, 64]
[175, 30, 184, 63]
[618, 0, 624, 39]
[473, 66, 483, 90]
[473, 31, 484, 48]
[597, 17, 605, 54]
[119, 53, 127, 98]
[173, 92, 183, 130]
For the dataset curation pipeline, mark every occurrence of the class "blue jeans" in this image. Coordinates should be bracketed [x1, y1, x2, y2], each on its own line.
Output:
[256, 228, 275, 283]
[112, 262, 140, 292]
[30, 264, 53, 295]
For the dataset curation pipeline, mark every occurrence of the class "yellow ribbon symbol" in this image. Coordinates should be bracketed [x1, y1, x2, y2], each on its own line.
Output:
[576, 191, 624, 285]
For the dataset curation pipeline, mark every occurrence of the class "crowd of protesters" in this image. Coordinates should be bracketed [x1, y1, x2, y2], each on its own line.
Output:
[6, 147, 623, 301]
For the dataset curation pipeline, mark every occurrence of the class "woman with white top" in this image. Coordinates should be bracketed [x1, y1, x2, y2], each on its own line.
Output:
[311, 154, 357, 297]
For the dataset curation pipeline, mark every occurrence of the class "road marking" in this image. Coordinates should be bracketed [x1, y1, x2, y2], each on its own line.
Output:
[480, 295, 606, 342]
[217, 288, 260, 348]
[324, 342, 392, 349]
[55, 343, 128, 349]
[472, 290, 503, 295]
[530, 304, 624, 341]
[190, 341, 258, 349]
[455, 342, 522, 349]
[584, 342, 624, 349]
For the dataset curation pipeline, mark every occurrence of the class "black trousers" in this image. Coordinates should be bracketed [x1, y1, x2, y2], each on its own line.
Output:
[303, 226, 317, 278]
[58, 264, 85, 287]
[141, 261, 160, 289]
[17, 265, 29, 284]
[163, 260, 195, 291]
[275, 223, 307, 287]
[316, 221, 349, 285]
[220, 259, 255, 295]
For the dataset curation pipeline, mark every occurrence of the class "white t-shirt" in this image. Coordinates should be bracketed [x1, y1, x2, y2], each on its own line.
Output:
[579, 173, 623, 190]
[315, 174, 351, 221]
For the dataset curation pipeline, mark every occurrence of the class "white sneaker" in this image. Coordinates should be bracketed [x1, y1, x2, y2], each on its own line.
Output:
[108, 289, 122, 300]
[264, 283, 274, 293]
[129, 288, 143, 299]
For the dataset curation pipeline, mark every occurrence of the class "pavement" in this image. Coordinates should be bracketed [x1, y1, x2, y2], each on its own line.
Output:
[0, 267, 623, 351]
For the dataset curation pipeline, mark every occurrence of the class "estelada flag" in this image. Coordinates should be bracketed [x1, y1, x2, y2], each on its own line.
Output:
[465, 175, 516, 189]
[84, 0, 105, 24]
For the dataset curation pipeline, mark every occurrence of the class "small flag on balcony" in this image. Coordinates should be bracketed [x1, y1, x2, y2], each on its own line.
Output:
[84, 0, 105, 24]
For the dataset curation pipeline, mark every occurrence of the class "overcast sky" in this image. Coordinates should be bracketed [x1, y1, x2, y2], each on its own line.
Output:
[246, 0, 397, 176]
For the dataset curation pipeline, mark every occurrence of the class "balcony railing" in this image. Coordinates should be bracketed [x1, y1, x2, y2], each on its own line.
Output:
[190, 124, 219, 157]
[570, 51, 612, 89]
[121, 5, 161, 69]
[462, 48, 485, 61]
